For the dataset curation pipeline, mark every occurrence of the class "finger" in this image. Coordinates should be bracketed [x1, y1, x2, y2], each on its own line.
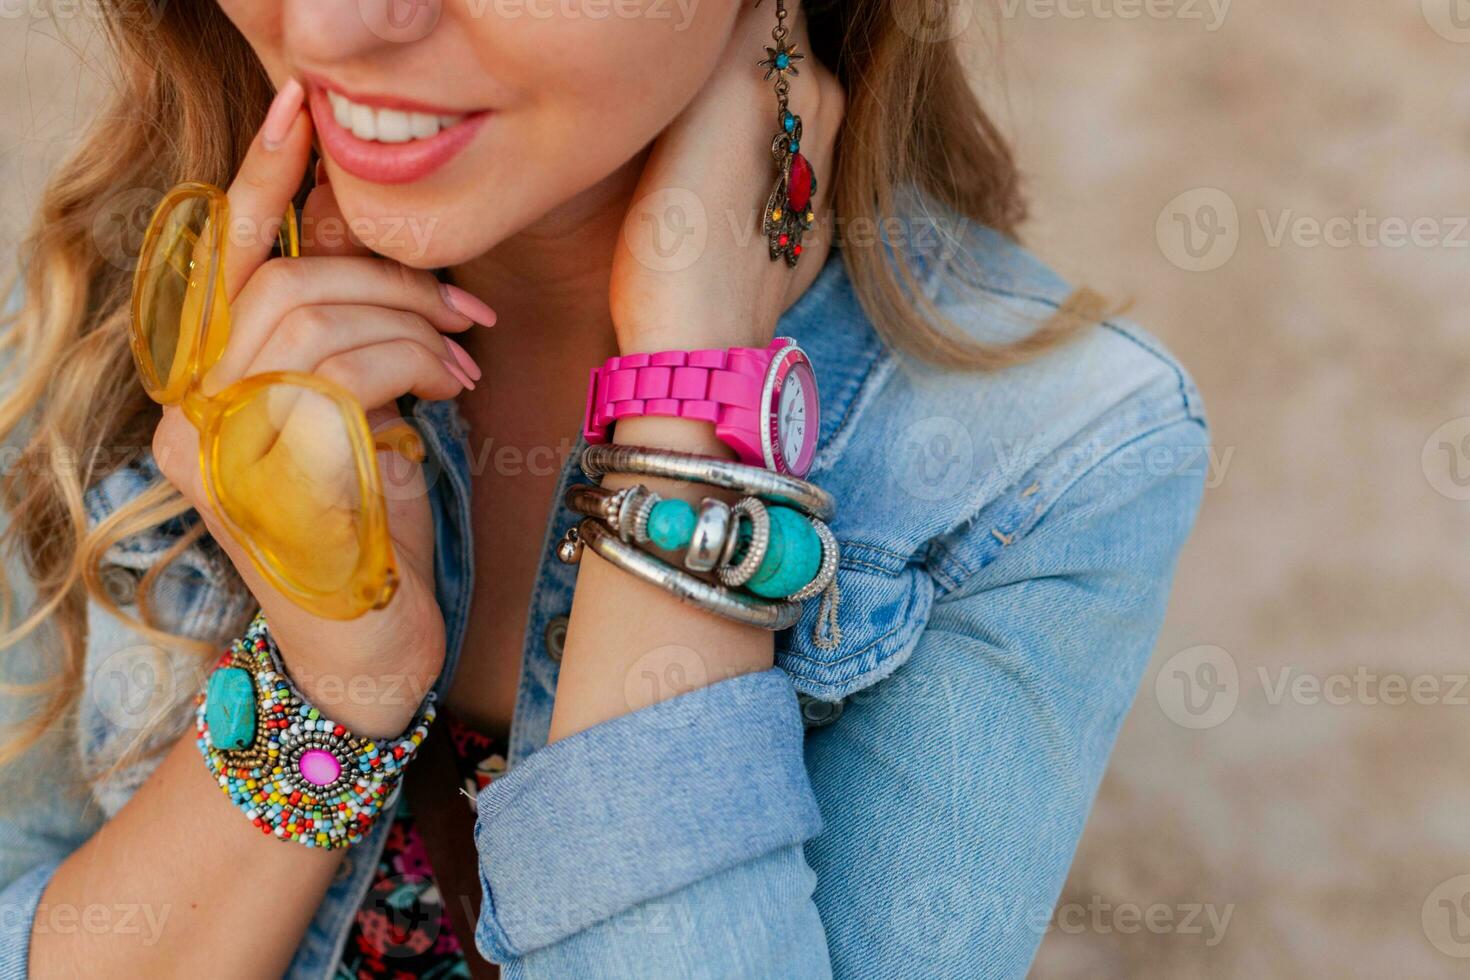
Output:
[300, 170, 372, 258]
[311, 339, 470, 408]
[222, 79, 314, 299]
[240, 304, 480, 387]
[151, 406, 205, 505]
[204, 256, 491, 392]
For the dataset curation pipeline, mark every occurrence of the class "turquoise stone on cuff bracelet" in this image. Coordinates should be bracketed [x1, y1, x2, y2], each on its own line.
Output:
[205, 666, 256, 750]
[647, 498, 698, 551]
[743, 504, 823, 599]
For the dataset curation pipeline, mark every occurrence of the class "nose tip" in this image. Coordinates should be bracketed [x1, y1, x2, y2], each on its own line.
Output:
[283, 0, 443, 64]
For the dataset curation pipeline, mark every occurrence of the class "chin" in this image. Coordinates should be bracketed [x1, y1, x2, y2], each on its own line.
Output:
[339, 200, 501, 269]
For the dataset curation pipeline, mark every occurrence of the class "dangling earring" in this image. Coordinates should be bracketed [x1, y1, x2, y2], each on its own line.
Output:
[758, 0, 817, 268]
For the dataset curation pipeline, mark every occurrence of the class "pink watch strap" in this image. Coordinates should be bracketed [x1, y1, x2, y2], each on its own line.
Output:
[582, 345, 774, 467]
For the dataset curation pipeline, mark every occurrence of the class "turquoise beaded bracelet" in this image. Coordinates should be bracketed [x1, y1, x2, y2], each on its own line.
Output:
[565, 483, 836, 598]
[194, 613, 435, 849]
[562, 482, 842, 649]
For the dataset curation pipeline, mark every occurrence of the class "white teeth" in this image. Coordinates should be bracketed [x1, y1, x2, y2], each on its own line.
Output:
[375, 108, 412, 143]
[326, 90, 462, 143]
[328, 91, 352, 129]
[349, 102, 376, 140]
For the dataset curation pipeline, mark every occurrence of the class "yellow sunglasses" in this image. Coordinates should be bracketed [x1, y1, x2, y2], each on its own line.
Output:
[129, 181, 423, 620]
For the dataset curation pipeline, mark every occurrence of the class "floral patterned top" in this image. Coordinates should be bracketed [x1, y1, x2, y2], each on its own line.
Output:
[334, 716, 508, 980]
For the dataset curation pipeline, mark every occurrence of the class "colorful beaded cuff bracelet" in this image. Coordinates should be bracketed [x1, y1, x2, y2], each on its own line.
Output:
[194, 613, 435, 850]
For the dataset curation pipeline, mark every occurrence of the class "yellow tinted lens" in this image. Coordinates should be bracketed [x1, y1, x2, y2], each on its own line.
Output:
[207, 379, 393, 618]
[131, 189, 223, 402]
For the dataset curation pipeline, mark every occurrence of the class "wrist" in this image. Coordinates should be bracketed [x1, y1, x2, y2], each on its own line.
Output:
[197, 615, 435, 850]
[278, 636, 441, 739]
[606, 416, 740, 506]
[613, 298, 779, 356]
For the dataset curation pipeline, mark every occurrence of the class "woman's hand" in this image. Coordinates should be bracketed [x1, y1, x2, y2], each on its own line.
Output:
[610, 3, 843, 355]
[551, 8, 844, 742]
[152, 87, 493, 736]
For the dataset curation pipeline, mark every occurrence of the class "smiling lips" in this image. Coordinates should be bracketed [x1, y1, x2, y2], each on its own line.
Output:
[306, 81, 488, 184]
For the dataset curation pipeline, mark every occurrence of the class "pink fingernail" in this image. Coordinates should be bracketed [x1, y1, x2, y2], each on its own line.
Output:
[263, 79, 305, 150]
[442, 358, 476, 390]
[443, 337, 482, 381]
[439, 283, 497, 326]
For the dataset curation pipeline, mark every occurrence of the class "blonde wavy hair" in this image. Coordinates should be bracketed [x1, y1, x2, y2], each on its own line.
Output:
[0, 0, 1098, 766]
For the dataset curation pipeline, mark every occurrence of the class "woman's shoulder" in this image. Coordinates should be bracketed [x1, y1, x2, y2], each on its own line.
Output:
[917, 218, 1206, 487]
[794, 214, 1207, 515]
[777, 215, 1210, 699]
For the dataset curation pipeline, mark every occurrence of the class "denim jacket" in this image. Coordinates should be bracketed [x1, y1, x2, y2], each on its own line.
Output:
[0, 218, 1207, 979]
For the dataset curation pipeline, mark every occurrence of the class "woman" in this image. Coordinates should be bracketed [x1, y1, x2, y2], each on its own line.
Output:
[0, 1, 1207, 976]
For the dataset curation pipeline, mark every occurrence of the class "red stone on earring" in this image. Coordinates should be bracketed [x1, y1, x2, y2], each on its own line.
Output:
[788, 153, 814, 211]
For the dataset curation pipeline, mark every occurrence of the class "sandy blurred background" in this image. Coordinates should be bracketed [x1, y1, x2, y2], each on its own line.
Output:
[4, 1, 1469, 976]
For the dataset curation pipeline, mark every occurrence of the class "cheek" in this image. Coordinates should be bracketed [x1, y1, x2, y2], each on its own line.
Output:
[322, 1, 741, 264]
[215, 0, 289, 79]
[478, 7, 738, 236]
[529, 6, 737, 140]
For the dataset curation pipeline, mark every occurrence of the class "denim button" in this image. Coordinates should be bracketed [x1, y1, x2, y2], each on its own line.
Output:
[99, 564, 141, 606]
[544, 615, 569, 663]
[797, 692, 844, 728]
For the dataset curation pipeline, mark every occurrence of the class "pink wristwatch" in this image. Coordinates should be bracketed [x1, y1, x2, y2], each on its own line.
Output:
[583, 337, 820, 477]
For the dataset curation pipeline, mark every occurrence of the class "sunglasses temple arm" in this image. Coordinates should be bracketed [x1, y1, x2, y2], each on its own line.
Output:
[373, 422, 426, 464]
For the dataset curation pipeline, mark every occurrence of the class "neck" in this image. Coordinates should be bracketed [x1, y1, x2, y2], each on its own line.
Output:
[446, 154, 645, 453]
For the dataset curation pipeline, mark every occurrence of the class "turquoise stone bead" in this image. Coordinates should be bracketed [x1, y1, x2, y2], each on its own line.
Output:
[783, 112, 797, 133]
[648, 499, 697, 551]
[206, 667, 256, 750]
[747, 506, 822, 599]
[776, 52, 790, 69]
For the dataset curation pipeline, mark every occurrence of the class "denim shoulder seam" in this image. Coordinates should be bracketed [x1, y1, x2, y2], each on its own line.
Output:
[960, 281, 1206, 426]
[929, 413, 1208, 596]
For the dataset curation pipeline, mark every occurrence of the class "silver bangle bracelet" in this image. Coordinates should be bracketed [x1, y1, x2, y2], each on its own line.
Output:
[686, 498, 733, 573]
[788, 517, 839, 602]
[580, 444, 835, 522]
[557, 518, 803, 631]
[717, 497, 770, 589]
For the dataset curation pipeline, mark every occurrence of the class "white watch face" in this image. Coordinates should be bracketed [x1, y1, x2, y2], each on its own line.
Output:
[777, 370, 808, 464]
[761, 341, 819, 476]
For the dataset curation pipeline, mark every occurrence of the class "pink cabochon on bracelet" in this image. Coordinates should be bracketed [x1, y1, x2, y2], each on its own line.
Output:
[583, 345, 770, 467]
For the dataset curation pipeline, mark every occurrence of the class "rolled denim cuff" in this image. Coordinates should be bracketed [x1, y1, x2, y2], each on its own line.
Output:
[473, 668, 823, 962]
[0, 859, 61, 980]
